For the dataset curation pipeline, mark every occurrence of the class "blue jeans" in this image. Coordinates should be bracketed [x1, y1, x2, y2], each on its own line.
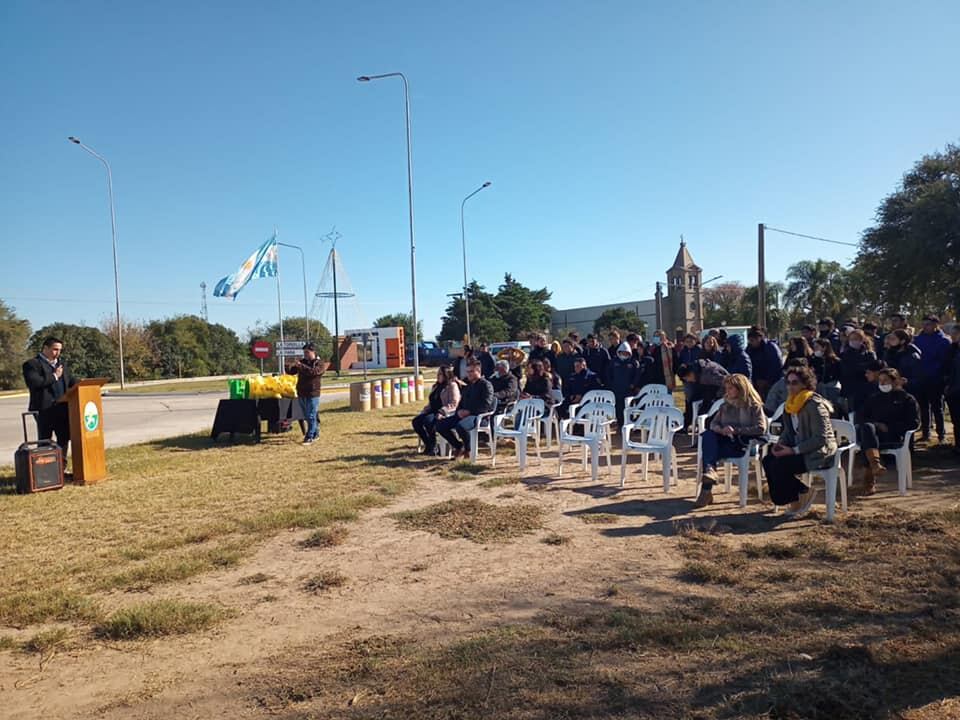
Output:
[436, 414, 480, 452]
[700, 429, 748, 488]
[298, 396, 321, 440]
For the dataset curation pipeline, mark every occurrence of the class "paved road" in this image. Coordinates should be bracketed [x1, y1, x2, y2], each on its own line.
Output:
[0, 391, 347, 463]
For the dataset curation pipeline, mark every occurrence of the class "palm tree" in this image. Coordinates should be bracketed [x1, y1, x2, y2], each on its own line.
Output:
[784, 260, 848, 321]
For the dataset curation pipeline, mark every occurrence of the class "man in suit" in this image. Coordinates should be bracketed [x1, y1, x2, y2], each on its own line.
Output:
[22, 336, 77, 451]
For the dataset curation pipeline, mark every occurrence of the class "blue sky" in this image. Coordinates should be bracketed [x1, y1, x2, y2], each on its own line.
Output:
[2, 1, 958, 342]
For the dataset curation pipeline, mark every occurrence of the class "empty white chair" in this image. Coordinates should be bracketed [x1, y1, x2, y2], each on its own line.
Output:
[541, 388, 564, 449]
[567, 389, 615, 426]
[879, 427, 919, 495]
[557, 401, 616, 482]
[492, 398, 544, 472]
[468, 398, 499, 463]
[621, 406, 684, 491]
[624, 384, 670, 409]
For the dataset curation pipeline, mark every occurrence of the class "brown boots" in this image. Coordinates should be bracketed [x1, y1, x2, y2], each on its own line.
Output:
[860, 449, 885, 495]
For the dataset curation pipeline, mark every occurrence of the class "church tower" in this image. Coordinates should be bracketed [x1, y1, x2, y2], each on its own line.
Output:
[665, 238, 703, 336]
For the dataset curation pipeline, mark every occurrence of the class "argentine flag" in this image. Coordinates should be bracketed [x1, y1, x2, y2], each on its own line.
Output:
[213, 234, 278, 300]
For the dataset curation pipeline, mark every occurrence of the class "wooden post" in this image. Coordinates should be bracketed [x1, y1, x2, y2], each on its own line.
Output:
[60, 378, 109, 484]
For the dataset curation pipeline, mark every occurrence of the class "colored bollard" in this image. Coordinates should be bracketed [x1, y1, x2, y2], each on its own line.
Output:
[371, 380, 383, 409]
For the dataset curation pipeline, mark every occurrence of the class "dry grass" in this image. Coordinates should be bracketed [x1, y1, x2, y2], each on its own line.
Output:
[95, 599, 230, 640]
[577, 512, 620, 524]
[248, 509, 960, 720]
[303, 571, 347, 593]
[239, 572, 273, 585]
[541, 532, 571, 546]
[21, 627, 71, 654]
[299, 524, 349, 549]
[0, 402, 418, 630]
[393, 499, 543, 543]
[478, 475, 523, 489]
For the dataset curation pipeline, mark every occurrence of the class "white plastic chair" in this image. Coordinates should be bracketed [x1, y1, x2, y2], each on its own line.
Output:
[492, 399, 544, 472]
[625, 395, 676, 443]
[689, 393, 721, 448]
[620, 406, 684, 491]
[624, 384, 670, 409]
[694, 398, 726, 479]
[541, 388, 564, 449]
[801, 419, 857, 521]
[557, 401, 616, 481]
[879, 427, 919, 495]
[567, 389, 615, 427]
[468, 398, 499, 463]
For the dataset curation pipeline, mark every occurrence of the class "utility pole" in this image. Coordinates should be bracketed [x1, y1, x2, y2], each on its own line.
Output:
[200, 281, 209, 322]
[758, 223, 766, 330]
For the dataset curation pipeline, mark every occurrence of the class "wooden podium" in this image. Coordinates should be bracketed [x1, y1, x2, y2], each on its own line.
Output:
[59, 378, 109, 484]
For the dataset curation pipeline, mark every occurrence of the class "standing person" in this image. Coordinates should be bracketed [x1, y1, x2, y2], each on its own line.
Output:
[558, 355, 601, 419]
[634, 341, 656, 389]
[607, 330, 622, 358]
[811, 338, 843, 411]
[520, 359, 554, 404]
[912, 315, 951, 442]
[554, 338, 583, 383]
[694, 374, 767, 508]
[701, 334, 721, 363]
[762, 365, 837, 515]
[286, 342, 327, 445]
[625, 333, 643, 362]
[721, 334, 752, 380]
[22, 336, 77, 452]
[746, 327, 783, 399]
[412, 366, 460, 455]
[528, 334, 556, 368]
[649, 330, 677, 390]
[856, 368, 920, 494]
[678, 359, 728, 429]
[884, 329, 923, 389]
[454, 345, 476, 380]
[785, 337, 813, 364]
[607, 343, 640, 428]
[582, 334, 610, 384]
[944, 324, 960, 456]
[489, 360, 519, 413]
[879, 313, 909, 349]
[677, 334, 703, 425]
[435, 361, 495, 460]
[862, 322, 880, 349]
[818, 317, 842, 354]
[475, 342, 496, 378]
[839, 329, 877, 420]
[800, 324, 817, 346]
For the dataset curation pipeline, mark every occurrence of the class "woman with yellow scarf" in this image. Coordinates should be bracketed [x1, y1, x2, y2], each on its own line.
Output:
[763, 365, 838, 515]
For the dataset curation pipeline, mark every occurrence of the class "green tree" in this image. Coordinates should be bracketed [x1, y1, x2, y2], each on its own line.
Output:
[494, 274, 553, 338]
[29, 323, 115, 380]
[741, 282, 787, 336]
[702, 282, 747, 328]
[148, 315, 253, 378]
[856, 142, 960, 315]
[373, 313, 422, 343]
[247, 316, 332, 363]
[438, 281, 509, 343]
[593, 307, 647, 338]
[0, 300, 31, 390]
[783, 259, 849, 323]
[100, 318, 156, 381]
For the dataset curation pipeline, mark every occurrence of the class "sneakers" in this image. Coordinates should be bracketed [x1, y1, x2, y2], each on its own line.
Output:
[785, 488, 818, 518]
[302, 435, 316, 445]
[693, 486, 714, 508]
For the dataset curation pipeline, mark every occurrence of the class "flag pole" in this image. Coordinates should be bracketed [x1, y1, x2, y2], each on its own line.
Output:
[275, 229, 285, 373]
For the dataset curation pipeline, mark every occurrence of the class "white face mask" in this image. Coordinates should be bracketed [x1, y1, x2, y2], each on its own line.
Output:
[879, 384, 893, 393]
[849, 340, 863, 350]
[814, 350, 824, 358]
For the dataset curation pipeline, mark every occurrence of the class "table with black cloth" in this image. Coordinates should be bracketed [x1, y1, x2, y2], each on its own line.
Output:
[210, 398, 305, 442]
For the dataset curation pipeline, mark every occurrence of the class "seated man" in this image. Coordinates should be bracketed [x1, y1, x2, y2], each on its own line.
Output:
[489, 359, 518, 413]
[856, 367, 919, 494]
[436, 360, 495, 459]
[678, 358, 728, 429]
[558, 355, 602, 419]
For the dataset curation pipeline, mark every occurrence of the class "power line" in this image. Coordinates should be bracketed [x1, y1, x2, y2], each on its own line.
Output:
[763, 225, 859, 247]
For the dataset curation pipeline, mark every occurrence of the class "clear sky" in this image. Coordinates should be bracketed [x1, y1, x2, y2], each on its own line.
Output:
[3, 1, 958, 341]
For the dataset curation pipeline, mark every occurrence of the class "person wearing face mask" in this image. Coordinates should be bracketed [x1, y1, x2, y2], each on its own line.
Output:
[607, 342, 640, 428]
[856, 368, 920, 494]
[839, 329, 877, 421]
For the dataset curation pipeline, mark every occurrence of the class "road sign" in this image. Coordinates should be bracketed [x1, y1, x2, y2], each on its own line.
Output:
[275, 340, 305, 355]
[251, 340, 271, 359]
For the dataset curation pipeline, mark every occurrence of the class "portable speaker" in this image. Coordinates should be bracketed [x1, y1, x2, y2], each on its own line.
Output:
[14, 412, 65, 494]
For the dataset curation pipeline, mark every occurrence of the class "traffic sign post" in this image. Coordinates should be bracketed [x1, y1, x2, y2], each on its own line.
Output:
[275, 340, 304, 355]
[251, 340, 272, 376]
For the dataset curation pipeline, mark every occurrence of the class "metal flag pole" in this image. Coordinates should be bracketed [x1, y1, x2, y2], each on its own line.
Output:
[278, 242, 309, 341]
[275, 230, 285, 373]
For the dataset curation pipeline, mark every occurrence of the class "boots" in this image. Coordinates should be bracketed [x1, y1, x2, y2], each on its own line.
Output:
[861, 449, 885, 495]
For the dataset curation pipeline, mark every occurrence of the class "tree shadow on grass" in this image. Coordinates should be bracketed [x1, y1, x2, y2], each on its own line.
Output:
[149, 433, 261, 451]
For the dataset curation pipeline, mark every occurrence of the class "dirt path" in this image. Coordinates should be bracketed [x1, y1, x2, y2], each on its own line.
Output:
[3, 439, 958, 719]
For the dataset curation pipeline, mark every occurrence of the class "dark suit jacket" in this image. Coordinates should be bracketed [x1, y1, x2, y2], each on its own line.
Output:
[23, 356, 77, 412]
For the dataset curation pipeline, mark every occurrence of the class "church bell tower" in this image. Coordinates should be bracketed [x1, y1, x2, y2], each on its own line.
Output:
[665, 238, 703, 336]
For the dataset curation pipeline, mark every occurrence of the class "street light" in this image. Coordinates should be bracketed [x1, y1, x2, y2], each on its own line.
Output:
[68, 136, 124, 389]
[460, 181, 491, 346]
[357, 72, 420, 382]
[702, 274, 723, 286]
[277, 242, 310, 340]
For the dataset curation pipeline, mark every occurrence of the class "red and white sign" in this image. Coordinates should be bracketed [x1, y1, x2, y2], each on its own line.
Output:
[251, 340, 272, 359]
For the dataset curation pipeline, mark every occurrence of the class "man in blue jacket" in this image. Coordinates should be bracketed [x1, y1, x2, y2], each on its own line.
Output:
[558, 355, 602, 418]
[746, 327, 783, 399]
[435, 361, 495, 459]
[912, 315, 952, 442]
[721, 333, 752, 381]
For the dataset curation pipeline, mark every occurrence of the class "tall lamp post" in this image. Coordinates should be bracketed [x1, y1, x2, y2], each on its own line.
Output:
[460, 181, 491, 346]
[68, 136, 124, 388]
[277, 242, 310, 340]
[357, 72, 420, 381]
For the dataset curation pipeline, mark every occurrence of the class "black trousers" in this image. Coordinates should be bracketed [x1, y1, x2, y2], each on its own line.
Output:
[412, 411, 438, 450]
[914, 380, 945, 438]
[762, 453, 809, 505]
[686, 384, 719, 428]
[856, 422, 899, 451]
[946, 390, 960, 446]
[36, 404, 70, 452]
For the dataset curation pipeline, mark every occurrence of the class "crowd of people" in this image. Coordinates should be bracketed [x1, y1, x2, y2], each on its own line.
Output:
[411, 316, 960, 512]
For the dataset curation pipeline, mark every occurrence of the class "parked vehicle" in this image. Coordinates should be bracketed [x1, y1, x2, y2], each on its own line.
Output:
[405, 341, 451, 367]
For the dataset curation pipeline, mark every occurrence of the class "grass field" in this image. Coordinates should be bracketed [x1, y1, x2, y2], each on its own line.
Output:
[0, 401, 416, 639]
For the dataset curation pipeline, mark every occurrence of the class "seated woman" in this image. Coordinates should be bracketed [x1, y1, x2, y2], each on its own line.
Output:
[762, 365, 837, 516]
[695, 373, 767, 508]
[856, 368, 919, 494]
[520, 360, 553, 404]
[541, 357, 562, 393]
[411, 366, 460, 455]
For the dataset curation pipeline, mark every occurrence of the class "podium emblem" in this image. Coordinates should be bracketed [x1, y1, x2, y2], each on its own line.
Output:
[83, 401, 100, 432]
